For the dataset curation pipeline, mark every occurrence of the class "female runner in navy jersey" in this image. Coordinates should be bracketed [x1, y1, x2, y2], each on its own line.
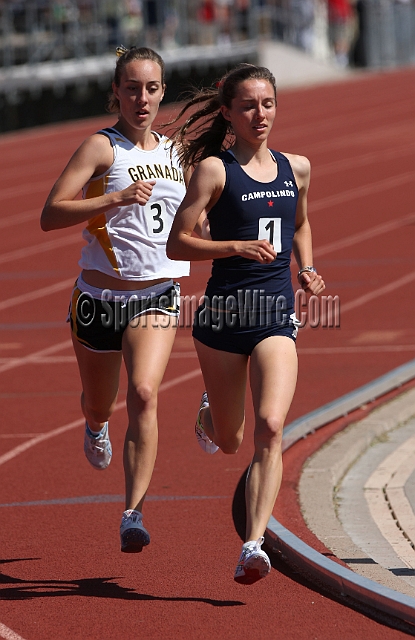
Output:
[41, 47, 203, 554]
[166, 63, 325, 584]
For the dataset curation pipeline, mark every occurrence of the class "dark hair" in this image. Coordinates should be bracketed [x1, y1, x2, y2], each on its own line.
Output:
[107, 46, 165, 114]
[165, 64, 277, 168]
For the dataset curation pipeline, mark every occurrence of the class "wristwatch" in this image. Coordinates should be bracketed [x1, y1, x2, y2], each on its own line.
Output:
[297, 266, 316, 281]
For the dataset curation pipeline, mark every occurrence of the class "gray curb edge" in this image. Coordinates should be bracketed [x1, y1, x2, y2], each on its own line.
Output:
[265, 358, 415, 625]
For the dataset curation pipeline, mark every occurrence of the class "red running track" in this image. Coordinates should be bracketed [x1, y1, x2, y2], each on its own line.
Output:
[0, 67, 414, 640]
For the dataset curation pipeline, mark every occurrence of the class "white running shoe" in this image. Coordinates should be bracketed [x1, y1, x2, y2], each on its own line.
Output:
[120, 509, 150, 553]
[84, 422, 112, 470]
[234, 537, 271, 585]
[195, 392, 219, 454]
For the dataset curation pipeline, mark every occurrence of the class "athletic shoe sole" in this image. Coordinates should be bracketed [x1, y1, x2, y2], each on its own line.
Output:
[234, 552, 271, 585]
[84, 422, 112, 470]
[195, 392, 219, 454]
[121, 528, 151, 553]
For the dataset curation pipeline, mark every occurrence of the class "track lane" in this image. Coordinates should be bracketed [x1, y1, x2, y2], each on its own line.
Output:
[1, 67, 414, 639]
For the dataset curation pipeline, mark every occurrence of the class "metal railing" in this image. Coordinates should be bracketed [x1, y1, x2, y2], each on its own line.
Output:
[0, 1, 414, 70]
[361, 0, 415, 68]
[0, 0, 258, 67]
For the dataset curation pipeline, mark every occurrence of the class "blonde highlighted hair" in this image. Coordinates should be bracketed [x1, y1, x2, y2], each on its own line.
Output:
[107, 46, 165, 114]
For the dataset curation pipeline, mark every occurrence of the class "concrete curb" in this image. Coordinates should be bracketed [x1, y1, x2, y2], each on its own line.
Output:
[265, 358, 415, 625]
[266, 515, 415, 625]
[300, 390, 415, 597]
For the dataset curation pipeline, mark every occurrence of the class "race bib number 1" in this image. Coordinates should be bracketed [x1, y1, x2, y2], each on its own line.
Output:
[258, 217, 281, 252]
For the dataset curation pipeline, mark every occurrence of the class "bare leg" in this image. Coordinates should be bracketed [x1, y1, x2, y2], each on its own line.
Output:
[122, 313, 177, 512]
[71, 335, 122, 430]
[246, 336, 297, 541]
[193, 339, 248, 454]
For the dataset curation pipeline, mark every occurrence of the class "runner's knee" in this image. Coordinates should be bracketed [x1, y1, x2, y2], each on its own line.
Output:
[127, 381, 158, 412]
[214, 423, 244, 454]
[254, 415, 284, 448]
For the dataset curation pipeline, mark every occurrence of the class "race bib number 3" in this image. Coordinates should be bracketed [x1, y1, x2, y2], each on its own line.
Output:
[258, 217, 281, 252]
[145, 200, 168, 237]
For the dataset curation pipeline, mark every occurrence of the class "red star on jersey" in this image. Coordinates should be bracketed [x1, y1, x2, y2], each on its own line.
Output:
[267, 200, 274, 207]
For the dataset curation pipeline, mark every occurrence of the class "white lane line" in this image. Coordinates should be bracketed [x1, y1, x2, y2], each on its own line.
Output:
[296, 345, 415, 355]
[312, 142, 415, 178]
[1, 180, 56, 201]
[340, 271, 415, 313]
[0, 623, 27, 640]
[0, 170, 411, 270]
[0, 494, 228, 508]
[0, 209, 412, 316]
[296, 271, 415, 336]
[0, 340, 72, 373]
[0, 271, 413, 373]
[0, 367, 201, 468]
[308, 171, 414, 213]
[0, 353, 199, 364]
[0, 434, 47, 438]
[299, 117, 415, 155]
[0, 278, 75, 312]
[0, 209, 39, 229]
[0, 291, 206, 371]
[0, 356, 77, 364]
[364, 434, 415, 569]
[313, 211, 415, 258]
[0, 234, 80, 265]
[1, 344, 415, 366]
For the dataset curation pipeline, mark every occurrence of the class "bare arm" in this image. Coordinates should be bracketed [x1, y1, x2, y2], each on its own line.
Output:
[40, 133, 155, 231]
[182, 163, 209, 239]
[285, 153, 325, 295]
[166, 157, 276, 263]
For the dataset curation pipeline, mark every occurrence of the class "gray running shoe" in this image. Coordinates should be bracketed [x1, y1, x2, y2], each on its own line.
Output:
[84, 422, 112, 470]
[120, 509, 150, 553]
[195, 392, 219, 454]
[234, 537, 271, 585]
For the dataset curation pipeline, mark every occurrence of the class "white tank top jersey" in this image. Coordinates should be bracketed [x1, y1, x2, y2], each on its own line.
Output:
[79, 127, 190, 281]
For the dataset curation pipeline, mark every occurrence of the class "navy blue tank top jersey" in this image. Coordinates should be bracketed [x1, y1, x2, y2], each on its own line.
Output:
[205, 149, 298, 309]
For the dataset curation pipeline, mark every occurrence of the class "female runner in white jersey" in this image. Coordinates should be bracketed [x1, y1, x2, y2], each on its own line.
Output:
[167, 64, 325, 584]
[41, 46, 201, 554]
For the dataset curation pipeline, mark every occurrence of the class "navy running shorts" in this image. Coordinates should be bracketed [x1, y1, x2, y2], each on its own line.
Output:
[192, 300, 299, 356]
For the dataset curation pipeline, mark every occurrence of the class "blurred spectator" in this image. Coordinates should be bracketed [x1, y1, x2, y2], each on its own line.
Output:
[52, 0, 79, 33]
[216, 0, 232, 44]
[162, 7, 179, 48]
[198, 0, 217, 45]
[121, 0, 143, 47]
[199, 0, 216, 22]
[327, 0, 356, 66]
[290, 0, 314, 52]
[143, 0, 164, 47]
[270, 0, 290, 41]
[2, 0, 413, 72]
[102, 0, 123, 46]
[394, 0, 414, 65]
[9, 0, 26, 34]
[349, 0, 366, 67]
[235, 0, 250, 40]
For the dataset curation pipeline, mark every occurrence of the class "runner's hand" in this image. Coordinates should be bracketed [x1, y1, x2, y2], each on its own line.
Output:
[299, 271, 325, 294]
[235, 239, 277, 263]
[200, 217, 212, 240]
[119, 180, 156, 206]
